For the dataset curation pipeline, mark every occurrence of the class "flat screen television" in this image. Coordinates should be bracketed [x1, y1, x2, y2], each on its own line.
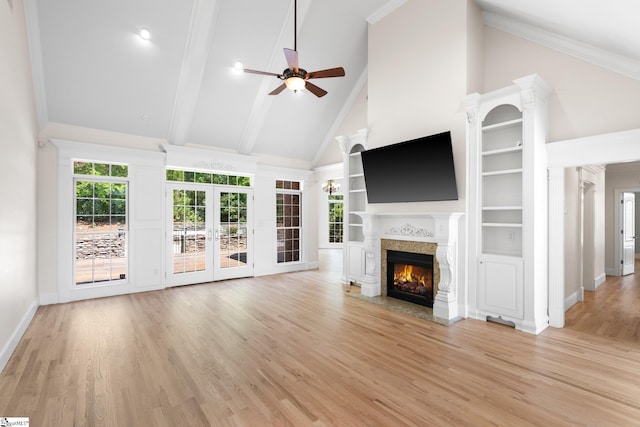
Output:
[360, 131, 458, 203]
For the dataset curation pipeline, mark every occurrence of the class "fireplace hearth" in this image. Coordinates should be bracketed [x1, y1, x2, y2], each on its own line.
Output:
[386, 250, 434, 308]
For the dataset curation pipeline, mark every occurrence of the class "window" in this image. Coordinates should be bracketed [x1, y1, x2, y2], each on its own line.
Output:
[276, 180, 301, 263]
[166, 169, 251, 187]
[74, 161, 128, 285]
[328, 194, 344, 243]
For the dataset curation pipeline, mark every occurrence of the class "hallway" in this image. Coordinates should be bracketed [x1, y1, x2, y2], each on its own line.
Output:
[565, 257, 640, 342]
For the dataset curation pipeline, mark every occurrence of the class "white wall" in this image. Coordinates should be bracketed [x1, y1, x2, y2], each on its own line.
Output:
[563, 168, 581, 301]
[484, 27, 640, 144]
[367, 0, 482, 215]
[584, 167, 606, 289]
[0, 1, 39, 371]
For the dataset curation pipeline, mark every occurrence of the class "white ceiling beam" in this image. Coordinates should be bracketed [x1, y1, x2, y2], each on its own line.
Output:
[366, 0, 408, 24]
[167, 0, 221, 146]
[311, 66, 368, 167]
[23, 0, 48, 131]
[236, 0, 313, 155]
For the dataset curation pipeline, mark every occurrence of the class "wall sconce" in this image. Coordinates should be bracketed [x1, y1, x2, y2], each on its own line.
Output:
[322, 179, 340, 195]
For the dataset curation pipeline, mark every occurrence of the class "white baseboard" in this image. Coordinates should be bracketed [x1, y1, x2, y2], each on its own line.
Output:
[605, 267, 619, 276]
[564, 290, 581, 311]
[39, 292, 59, 305]
[594, 273, 606, 289]
[0, 299, 39, 374]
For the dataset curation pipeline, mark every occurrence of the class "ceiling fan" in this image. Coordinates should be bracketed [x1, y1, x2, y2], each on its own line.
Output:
[243, 0, 345, 98]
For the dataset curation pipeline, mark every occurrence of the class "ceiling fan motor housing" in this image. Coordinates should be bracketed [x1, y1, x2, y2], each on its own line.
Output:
[281, 68, 308, 80]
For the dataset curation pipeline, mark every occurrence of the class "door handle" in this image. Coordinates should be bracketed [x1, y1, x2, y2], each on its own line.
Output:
[215, 228, 220, 241]
[207, 229, 213, 241]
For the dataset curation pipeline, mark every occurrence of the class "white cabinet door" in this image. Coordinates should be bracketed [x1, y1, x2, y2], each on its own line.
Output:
[478, 254, 524, 319]
[347, 242, 364, 282]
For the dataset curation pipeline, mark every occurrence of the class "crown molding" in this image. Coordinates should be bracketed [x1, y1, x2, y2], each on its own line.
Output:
[23, 0, 48, 130]
[366, 0, 408, 25]
[484, 12, 640, 81]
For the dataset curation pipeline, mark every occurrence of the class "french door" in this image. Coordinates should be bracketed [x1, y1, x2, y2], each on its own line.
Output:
[166, 183, 253, 286]
[213, 187, 253, 280]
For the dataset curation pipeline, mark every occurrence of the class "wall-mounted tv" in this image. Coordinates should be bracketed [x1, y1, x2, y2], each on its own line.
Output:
[360, 131, 458, 203]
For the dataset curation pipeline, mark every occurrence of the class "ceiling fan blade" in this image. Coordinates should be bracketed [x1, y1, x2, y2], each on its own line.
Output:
[244, 68, 282, 78]
[306, 67, 345, 79]
[305, 81, 328, 98]
[269, 83, 287, 95]
[283, 48, 299, 72]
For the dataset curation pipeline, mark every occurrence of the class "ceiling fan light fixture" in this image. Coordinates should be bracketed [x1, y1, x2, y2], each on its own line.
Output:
[285, 76, 305, 92]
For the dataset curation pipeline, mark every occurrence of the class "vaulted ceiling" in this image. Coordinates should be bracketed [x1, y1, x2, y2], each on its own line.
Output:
[27, 0, 640, 165]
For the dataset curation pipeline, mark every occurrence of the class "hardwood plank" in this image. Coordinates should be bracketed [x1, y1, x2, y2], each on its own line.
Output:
[1, 249, 640, 425]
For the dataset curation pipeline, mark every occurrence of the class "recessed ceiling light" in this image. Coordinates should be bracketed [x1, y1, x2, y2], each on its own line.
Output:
[233, 61, 244, 72]
[139, 27, 151, 41]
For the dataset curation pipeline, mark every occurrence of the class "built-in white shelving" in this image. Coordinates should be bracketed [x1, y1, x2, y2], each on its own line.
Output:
[466, 74, 552, 334]
[339, 129, 369, 285]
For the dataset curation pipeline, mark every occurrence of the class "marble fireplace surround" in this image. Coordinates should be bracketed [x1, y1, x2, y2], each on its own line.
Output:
[355, 212, 463, 320]
[381, 239, 439, 300]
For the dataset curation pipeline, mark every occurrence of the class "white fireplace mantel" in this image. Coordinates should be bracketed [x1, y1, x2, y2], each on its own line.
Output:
[355, 212, 464, 320]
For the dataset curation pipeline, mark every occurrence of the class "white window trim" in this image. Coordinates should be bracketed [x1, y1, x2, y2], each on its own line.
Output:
[73, 173, 129, 287]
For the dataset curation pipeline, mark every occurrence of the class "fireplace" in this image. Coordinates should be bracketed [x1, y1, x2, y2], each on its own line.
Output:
[386, 250, 434, 308]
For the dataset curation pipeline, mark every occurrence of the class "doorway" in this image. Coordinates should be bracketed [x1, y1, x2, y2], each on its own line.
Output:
[618, 191, 636, 276]
[547, 128, 640, 328]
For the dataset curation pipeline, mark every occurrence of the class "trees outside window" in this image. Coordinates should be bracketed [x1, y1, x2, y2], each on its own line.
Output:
[328, 194, 344, 243]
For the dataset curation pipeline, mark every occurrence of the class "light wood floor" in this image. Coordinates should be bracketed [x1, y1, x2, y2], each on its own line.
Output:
[2, 250, 640, 426]
[565, 257, 640, 342]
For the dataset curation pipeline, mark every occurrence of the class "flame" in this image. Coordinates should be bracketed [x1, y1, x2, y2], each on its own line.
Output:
[394, 264, 426, 286]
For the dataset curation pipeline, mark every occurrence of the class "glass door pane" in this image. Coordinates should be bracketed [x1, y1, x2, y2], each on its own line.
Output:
[166, 183, 213, 286]
[214, 188, 253, 280]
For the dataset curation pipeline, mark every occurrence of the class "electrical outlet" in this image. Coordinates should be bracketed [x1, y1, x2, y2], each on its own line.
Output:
[508, 231, 515, 240]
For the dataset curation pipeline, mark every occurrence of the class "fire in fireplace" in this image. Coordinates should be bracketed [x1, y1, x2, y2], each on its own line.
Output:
[387, 250, 434, 308]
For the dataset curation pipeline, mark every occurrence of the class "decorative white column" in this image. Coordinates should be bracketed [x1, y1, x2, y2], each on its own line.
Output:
[356, 213, 381, 297]
[548, 167, 565, 327]
[431, 213, 464, 320]
[336, 135, 351, 285]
